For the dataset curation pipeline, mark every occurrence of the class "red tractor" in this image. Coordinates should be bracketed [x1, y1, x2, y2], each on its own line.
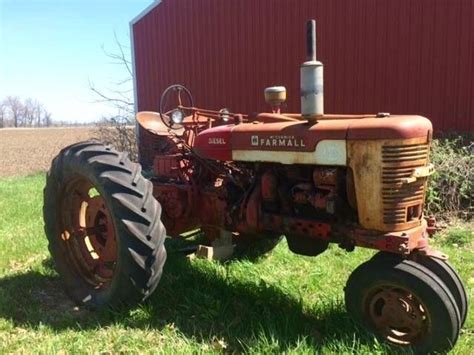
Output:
[44, 21, 466, 353]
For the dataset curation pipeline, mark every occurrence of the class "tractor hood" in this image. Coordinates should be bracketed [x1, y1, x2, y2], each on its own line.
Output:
[193, 113, 433, 165]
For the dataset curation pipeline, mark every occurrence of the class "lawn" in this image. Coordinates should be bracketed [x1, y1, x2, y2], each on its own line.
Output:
[0, 174, 472, 353]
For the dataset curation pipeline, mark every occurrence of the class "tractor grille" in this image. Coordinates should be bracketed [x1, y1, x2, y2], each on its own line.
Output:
[381, 143, 429, 226]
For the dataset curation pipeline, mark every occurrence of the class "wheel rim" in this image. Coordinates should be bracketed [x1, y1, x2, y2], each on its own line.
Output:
[364, 284, 431, 345]
[60, 177, 118, 289]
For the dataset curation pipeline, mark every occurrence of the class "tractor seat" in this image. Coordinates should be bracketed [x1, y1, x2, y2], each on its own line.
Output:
[136, 111, 185, 136]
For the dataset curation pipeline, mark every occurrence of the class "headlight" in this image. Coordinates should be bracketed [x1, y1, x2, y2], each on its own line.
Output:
[219, 108, 230, 122]
[170, 109, 185, 124]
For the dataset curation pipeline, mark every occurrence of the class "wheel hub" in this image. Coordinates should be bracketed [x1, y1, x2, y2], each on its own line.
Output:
[61, 178, 118, 288]
[365, 285, 429, 345]
[82, 196, 117, 279]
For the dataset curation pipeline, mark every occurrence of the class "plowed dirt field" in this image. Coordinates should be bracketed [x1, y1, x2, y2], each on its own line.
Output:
[0, 127, 95, 177]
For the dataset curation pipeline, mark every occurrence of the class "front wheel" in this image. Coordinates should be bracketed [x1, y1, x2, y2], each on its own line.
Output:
[44, 141, 167, 308]
[413, 254, 468, 327]
[372, 251, 468, 327]
[345, 256, 460, 353]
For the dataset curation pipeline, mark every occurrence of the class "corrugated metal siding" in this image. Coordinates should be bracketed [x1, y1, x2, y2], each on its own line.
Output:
[132, 0, 474, 132]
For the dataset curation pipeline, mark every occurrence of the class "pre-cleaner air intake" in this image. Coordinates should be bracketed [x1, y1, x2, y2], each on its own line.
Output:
[301, 19, 324, 122]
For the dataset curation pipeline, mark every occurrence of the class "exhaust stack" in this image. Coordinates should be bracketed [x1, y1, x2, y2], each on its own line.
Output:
[301, 20, 324, 122]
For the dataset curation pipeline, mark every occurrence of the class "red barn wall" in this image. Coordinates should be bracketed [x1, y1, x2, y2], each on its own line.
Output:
[132, 0, 474, 133]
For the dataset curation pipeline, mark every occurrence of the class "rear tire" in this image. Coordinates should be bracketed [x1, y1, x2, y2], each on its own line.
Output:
[44, 141, 167, 308]
[345, 255, 460, 353]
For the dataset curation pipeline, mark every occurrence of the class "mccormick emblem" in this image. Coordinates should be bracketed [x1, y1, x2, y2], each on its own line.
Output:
[250, 135, 306, 148]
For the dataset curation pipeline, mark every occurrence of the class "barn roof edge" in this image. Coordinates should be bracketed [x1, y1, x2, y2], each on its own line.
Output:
[130, 0, 162, 26]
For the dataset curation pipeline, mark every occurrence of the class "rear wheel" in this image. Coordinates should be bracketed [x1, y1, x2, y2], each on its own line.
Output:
[44, 141, 167, 308]
[345, 256, 460, 353]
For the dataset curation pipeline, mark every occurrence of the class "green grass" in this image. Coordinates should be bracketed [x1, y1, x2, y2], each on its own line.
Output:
[0, 174, 472, 353]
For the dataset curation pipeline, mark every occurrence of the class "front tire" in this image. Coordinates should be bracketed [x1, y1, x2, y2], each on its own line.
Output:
[345, 256, 460, 353]
[372, 251, 468, 327]
[44, 141, 167, 308]
[413, 255, 468, 327]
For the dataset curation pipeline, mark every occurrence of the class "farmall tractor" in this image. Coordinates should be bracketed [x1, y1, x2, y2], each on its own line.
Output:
[44, 21, 467, 353]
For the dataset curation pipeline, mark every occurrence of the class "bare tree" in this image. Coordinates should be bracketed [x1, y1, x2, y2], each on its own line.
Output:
[90, 33, 134, 116]
[0, 102, 5, 128]
[91, 33, 137, 160]
[23, 98, 36, 127]
[43, 111, 52, 127]
[5, 96, 23, 128]
[34, 101, 43, 127]
[0, 96, 52, 128]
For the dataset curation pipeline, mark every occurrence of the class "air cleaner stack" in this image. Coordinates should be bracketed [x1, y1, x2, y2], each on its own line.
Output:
[301, 20, 324, 122]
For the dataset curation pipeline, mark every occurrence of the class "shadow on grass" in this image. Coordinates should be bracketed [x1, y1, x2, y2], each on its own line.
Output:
[0, 239, 378, 352]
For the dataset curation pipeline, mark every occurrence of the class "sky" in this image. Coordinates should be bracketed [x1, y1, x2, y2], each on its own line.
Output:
[0, 0, 153, 122]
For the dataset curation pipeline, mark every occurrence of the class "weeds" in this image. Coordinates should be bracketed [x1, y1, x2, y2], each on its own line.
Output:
[95, 116, 137, 161]
[443, 227, 473, 247]
[426, 136, 473, 219]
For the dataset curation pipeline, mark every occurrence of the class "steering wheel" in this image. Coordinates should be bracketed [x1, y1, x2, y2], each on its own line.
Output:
[159, 84, 194, 129]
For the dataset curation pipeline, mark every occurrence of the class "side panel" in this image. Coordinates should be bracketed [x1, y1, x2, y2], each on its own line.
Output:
[192, 115, 431, 164]
[193, 125, 233, 161]
[347, 140, 384, 230]
[232, 140, 347, 165]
